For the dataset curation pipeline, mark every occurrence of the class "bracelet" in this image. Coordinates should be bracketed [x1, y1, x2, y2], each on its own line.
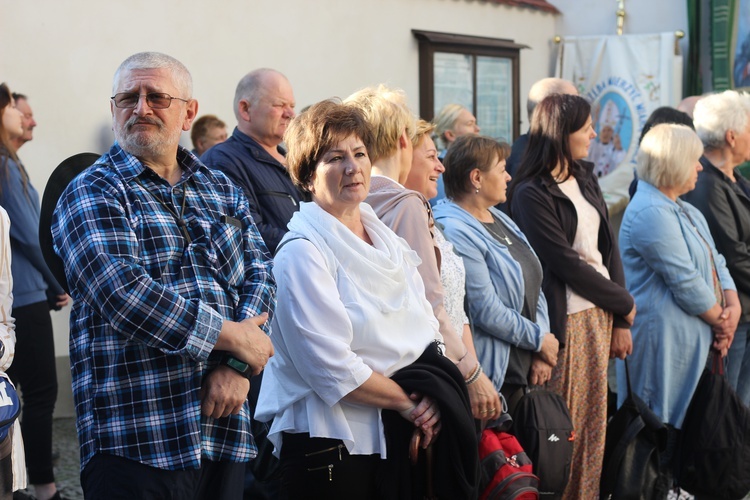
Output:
[465, 363, 483, 385]
[455, 347, 469, 365]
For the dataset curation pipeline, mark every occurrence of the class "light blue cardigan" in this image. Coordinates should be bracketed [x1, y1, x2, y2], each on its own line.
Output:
[433, 200, 548, 392]
[617, 181, 736, 428]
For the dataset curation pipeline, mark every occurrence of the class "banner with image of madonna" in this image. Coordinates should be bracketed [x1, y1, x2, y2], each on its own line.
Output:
[556, 32, 683, 214]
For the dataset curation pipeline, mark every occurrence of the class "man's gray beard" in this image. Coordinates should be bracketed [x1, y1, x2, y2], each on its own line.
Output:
[114, 120, 182, 159]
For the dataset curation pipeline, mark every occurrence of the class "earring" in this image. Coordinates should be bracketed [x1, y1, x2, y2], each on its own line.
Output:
[475, 186, 480, 194]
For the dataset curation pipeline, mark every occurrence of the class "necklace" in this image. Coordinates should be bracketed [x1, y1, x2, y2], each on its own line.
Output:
[483, 217, 513, 246]
[135, 177, 192, 244]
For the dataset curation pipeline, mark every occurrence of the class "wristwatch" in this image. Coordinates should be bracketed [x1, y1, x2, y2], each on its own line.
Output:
[220, 354, 253, 379]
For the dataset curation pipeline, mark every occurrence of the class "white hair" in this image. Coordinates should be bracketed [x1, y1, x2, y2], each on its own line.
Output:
[693, 90, 750, 150]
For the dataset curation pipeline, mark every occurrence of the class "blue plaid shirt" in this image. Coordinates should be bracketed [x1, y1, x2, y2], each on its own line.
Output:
[52, 143, 275, 471]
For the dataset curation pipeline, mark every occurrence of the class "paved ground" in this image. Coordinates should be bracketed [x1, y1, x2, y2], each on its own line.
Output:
[14, 418, 83, 500]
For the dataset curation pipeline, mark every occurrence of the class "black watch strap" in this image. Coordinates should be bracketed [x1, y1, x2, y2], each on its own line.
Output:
[220, 354, 253, 379]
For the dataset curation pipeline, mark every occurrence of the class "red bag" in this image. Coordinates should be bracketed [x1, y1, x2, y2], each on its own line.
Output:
[479, 427, 540, 500]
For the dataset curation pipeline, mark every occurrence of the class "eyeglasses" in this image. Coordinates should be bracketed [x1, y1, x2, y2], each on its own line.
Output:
[111, 92, 190, 109]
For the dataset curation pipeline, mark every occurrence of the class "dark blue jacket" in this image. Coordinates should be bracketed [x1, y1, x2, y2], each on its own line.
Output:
[201, 128, 305, 253]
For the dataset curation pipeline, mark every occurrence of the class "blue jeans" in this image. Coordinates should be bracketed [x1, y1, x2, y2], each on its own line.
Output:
[726, 322, 750, 406]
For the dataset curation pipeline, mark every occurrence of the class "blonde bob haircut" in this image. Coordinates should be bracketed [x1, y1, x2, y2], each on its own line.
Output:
[284, 98, 374, 193]
[636, 123, 703, 189]
[344, 84, 416, 164]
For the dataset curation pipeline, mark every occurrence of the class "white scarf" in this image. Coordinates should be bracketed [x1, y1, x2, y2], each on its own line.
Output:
[285, 202, 422, 314]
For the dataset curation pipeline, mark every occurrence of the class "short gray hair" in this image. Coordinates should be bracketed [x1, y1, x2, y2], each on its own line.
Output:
[233, 68, 285, 121]
[112, 52, 192, 97]
[637, 123, 703, 189]
[693, 90, 750, 150]
[527, 78, 577, 119]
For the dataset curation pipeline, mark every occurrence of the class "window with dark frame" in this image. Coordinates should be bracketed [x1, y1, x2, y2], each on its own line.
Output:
[412, 30, 528, 144]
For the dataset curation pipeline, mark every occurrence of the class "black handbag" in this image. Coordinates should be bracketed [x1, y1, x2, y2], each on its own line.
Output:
[678, 351, 750, 499]
[600, 359, 666, 500]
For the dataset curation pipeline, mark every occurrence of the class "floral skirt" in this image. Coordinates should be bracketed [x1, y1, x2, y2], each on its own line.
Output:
[548, 307, 612, 500]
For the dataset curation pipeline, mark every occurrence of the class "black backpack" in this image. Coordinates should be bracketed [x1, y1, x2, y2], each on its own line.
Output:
[600, 359, 666, 499]
[678, 352, 750, 499]
[511, 388, 574, 497]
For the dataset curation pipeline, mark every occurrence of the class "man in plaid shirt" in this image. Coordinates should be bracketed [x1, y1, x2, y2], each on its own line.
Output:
[51, 52, 275, 499]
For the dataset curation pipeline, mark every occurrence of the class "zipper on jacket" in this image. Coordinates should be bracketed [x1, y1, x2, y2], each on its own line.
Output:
[257, 190, 298, 206]
[307, 464, 334, 481]
[304, 443, 344, 461]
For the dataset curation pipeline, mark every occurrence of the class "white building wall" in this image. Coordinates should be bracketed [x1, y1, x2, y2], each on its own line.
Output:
[2, 0, 559, 416]
[2, 0, 690, 417]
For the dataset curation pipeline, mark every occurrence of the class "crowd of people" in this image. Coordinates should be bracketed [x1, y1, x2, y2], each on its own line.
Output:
[0, 50, 749, 499]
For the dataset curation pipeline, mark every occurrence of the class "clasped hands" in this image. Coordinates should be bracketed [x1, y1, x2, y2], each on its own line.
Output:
[712, 303, 741, 357]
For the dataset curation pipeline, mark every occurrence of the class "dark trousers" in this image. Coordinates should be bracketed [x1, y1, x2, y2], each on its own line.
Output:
[81, 453, 245, 500]
[6, 301, 57, 485]
[279, 433, 382, 500]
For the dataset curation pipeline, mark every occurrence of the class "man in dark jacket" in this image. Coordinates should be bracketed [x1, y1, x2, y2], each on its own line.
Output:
[202, 69, 304, 253]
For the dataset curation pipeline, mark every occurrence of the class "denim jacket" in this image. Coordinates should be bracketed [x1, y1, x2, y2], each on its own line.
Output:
[617, 181, 735, 427]
[434, 200, 548, 391]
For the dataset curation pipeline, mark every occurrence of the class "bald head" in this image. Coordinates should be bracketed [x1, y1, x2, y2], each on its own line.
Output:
[677, 95, 703, 118]
[527, 78, 578, 119]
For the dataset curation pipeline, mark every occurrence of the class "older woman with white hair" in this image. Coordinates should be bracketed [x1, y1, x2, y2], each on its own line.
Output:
[618, 123, 740, 495]
[682, 90, 750, 405]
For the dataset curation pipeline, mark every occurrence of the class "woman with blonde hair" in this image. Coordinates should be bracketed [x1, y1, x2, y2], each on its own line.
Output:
[618, 123, 739, 494]
[346, 86, 501, 420]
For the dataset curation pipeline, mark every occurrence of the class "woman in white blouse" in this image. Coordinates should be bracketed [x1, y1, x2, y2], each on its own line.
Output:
[256, 100, 477, 499]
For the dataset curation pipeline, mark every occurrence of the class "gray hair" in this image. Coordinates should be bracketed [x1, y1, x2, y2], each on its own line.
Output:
[693, 90, 750, 150]
[233, 68, 285, 121]
[112, 52, 193, 97]
[637, 123, 703, 189]
[527, 78, 578, 119]
[433, 103, 467, 145]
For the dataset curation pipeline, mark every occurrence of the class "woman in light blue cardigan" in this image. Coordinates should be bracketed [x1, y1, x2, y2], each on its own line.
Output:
[433, 135, 559, 401]
[618, 123, 739, 493]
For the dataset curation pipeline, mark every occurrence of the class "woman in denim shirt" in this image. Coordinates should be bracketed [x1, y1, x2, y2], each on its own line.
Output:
[618, 123, 740, 493]
[433, 135, 559, 402]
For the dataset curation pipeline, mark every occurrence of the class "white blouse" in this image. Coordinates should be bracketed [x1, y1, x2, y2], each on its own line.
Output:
[434, 229, 469, 337]
[256, 202, 440, 458]
[557, 177, 610, 314]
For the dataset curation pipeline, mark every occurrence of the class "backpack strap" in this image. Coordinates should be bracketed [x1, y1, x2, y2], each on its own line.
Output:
[274, 236, 307, 256]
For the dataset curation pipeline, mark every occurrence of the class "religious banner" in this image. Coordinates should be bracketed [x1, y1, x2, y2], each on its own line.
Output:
[556, 32, 683, 214]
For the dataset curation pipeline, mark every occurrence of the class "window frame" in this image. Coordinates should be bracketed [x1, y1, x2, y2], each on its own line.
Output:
[412, 29, 528, 141]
